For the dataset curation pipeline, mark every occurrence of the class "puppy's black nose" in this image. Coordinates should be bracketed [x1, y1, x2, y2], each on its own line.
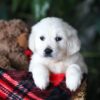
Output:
[44, 48, 53, 55]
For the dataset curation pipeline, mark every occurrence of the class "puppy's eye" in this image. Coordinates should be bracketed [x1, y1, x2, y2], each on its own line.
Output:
[40, 36, 45, 41]
[55, 36, 62, 42]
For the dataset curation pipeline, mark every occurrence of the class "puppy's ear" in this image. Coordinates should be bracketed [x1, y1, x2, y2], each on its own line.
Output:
[28, 27, 35, 52]
[66, 26, 81, 56]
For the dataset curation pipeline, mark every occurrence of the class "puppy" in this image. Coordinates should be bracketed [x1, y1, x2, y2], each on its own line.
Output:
[28, 17, 88, 91]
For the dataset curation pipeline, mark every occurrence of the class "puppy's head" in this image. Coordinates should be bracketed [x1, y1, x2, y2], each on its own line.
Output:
[29, 17, 80, 60]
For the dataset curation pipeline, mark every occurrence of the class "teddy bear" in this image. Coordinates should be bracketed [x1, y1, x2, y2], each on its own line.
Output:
[0, 19, 30, 70]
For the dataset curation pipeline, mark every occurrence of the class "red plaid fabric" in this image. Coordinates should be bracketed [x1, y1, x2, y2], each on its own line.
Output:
[0, 68, 71, 100]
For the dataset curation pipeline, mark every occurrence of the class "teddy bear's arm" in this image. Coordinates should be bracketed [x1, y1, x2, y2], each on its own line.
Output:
[0, 55, 12, 70]
[9, 52, 29, 70]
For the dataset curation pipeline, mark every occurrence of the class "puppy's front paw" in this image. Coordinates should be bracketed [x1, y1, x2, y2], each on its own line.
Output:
[66, 64, 82, 91]
[34, 76, 49, 90]
[66, 74, 82, 91]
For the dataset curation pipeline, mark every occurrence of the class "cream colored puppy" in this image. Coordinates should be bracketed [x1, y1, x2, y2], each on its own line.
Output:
[28, 17, 88, 91]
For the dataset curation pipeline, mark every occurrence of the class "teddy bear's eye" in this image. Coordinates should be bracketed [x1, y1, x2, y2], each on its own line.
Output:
[55, 36, 62, 42]
[40, 36, 45, 41]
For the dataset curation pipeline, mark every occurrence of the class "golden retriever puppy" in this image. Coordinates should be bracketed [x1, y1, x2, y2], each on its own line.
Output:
[28, 17, 88, 91]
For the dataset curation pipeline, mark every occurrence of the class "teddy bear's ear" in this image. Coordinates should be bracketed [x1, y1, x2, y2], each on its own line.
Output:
[17, 33, 28, 49]
[28, 27, 35, 52]
[66, 25, 81, 56]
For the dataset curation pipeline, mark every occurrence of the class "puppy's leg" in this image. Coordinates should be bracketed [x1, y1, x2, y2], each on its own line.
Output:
[66, 64, 83, 91]
[29, 63, 49, 90]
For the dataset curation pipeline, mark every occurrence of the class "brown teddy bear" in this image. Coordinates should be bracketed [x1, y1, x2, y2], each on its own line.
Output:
[0, 19, 30, 70]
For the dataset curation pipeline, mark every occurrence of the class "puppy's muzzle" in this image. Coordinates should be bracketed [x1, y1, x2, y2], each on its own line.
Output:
[44, 48, 53, 57]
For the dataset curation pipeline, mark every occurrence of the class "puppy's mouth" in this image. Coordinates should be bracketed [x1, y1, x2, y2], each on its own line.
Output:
[44, 54, 53, 57]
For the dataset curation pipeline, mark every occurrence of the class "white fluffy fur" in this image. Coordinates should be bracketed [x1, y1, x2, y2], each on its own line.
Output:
[28, 17, 88, 91]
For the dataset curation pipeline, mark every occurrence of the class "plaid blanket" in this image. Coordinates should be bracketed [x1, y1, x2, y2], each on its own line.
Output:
[0, 68, 71, 100]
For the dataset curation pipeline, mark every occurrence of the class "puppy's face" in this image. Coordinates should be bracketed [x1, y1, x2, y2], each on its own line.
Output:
[29, 17, 80, 60]
[34, 29, 67, 60]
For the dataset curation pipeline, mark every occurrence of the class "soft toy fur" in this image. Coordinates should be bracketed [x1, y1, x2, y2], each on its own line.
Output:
[29, 17, 88, 91]
[0, 19, 29, 70]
